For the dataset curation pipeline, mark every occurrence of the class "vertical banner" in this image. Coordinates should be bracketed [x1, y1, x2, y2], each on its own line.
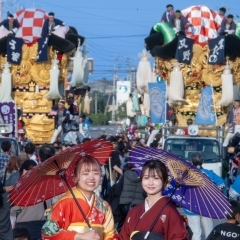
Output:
[36, 36, 49, 62]
[175, 35, 194, 64]
[195, 86, 216, 125]
[0, 102, 16, 137]
[208, 36, 225, 64]
[148, 82, 166, 124]
[7, 36, 23, 65]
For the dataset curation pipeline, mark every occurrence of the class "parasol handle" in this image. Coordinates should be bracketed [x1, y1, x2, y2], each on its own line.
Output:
[144, 183, 179, 239]
[53, 160, 92, 230]
[61, 174, 93, 230]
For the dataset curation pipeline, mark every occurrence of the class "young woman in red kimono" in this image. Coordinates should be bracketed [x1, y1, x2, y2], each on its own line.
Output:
[119, 160, 188, 240]
[42, 156, 119, 240]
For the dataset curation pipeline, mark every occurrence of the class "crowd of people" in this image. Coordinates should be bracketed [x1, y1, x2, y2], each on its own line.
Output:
[160, 4, 237, 35]
[1, 95, 240, 240]
[0, 120, 240, 240]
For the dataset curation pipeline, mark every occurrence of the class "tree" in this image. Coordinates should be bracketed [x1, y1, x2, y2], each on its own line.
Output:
[91, 91, 107, 114]
[115, 102, 127, 121]
[88, 113, 109, 125]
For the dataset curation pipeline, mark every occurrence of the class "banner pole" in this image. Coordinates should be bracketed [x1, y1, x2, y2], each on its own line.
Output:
[211, 85, 217, 126]
[165, 81, 167, 124]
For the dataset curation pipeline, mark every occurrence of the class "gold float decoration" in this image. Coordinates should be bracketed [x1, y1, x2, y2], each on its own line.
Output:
[21, 44, 30, 61]
[13, 90, 52, 113]
[11, 47, 71, 87]
[59, 53, 71, 82]
[29, 81, 36, 92]
[4, 40, 73, 143]
[23, 115, 54, 143]
[11, 60, 32, 85]
[229, 58, 240, 82]
[156, 42, 238, 129]
[31, 62, 51, 86]
[28, 42, 38, 61]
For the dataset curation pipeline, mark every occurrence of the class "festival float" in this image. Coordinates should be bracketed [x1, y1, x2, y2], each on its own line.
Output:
[0, 8, 89, 143]
[139, 5, 240, 133]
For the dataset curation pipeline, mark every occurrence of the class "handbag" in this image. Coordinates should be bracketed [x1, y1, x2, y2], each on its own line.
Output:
[131, 231, 164, 240]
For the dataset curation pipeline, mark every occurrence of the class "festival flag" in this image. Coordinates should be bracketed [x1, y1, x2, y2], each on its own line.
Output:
[195, 86, 216, 125]
[148, 82, 166, 124]
[208, 36, 225, 64]
[36, 36, 49, 62]
[175, 35, 194, 64]
[0, 101, 17, 137]
[7, 36, 23, 65]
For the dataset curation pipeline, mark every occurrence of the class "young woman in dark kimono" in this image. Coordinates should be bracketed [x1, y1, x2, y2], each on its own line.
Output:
[119, 160, 187, 240]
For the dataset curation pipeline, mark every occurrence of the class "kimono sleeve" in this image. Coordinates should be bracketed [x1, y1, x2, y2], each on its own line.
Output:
[165, 205, 188, 240]
[41, 201, 77, 240]
[103, 205, 119, 240]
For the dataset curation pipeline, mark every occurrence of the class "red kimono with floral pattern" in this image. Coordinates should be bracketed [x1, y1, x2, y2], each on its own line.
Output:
[42, 187, 119, 240]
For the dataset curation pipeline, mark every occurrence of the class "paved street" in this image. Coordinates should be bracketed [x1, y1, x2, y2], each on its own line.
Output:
[89, 125, 122, 138]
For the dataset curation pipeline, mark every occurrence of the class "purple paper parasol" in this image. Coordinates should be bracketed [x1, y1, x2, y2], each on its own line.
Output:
[129, 146, 231, 219]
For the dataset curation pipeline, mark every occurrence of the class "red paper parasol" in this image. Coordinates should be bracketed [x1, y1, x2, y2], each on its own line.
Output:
[9, 139, 112, 207]
[9, 139, 113, 230]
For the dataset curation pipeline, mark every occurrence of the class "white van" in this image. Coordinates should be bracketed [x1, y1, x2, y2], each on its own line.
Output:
[163, 136, 222, 177]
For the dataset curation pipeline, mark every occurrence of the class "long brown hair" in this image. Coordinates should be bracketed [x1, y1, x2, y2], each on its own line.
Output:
[6, 156, 18, 173]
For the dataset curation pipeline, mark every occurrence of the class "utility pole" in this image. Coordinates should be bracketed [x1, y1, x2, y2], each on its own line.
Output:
[112, 54, 118, 122]
[95, 93, 97, 114]
[112, 95, 115, 122]
[126, 56, 130, 79]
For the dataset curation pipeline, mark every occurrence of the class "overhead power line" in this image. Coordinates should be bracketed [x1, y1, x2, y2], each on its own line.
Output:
[87, 34, 146, 39]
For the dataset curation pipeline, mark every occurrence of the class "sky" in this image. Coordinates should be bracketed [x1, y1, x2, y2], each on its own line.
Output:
[6, 0, 240, 81]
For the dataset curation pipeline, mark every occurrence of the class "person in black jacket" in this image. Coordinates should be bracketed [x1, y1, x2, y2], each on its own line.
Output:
[41, 12, 65, 37]
[219, 14, 236, 35]
[117, 163, 145, 231]
[109, 141, 126, 182]
[66, 93, 79, 116]
[0, 13, 19, 34]
[60, 111, 83, 145]
[206, 200, 240, 240]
